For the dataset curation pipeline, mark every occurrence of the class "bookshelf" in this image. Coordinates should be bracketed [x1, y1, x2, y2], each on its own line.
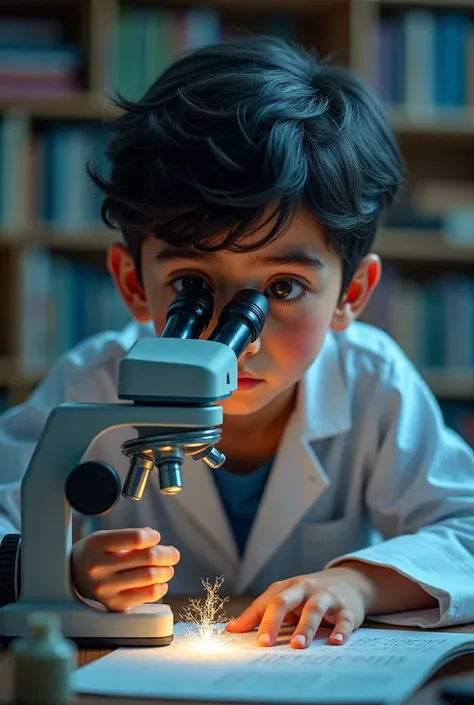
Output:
[0, 0, 473, 445]
[1, 227, 474, 262]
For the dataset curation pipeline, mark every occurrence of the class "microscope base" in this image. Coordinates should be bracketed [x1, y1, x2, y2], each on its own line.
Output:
[0, 601, 174, 648]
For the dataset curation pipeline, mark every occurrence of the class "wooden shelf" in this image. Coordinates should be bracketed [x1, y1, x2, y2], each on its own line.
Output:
[2, 96, 474, 140]
[421, 369, 474, 401]
[121, 0, 340, 9]
[361, 0, 474, 7]
[0, 228, 114, 250]
[1, 228, 473, 264]
[0, 358, 38, 388]
[0, 93, 118, 121]
[389, 109, 474, 138]
[376, 230, 474, 263]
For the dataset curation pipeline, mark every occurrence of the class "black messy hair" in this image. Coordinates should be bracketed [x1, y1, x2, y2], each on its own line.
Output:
[88, 35, 403, 295]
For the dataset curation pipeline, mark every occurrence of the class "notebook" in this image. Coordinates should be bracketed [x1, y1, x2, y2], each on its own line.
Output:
[73, 622, 474, 704]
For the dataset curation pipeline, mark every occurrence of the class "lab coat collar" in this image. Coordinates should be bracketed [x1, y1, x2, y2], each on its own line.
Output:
[234, 331, 352, 592]
[296, 329, 352, 441]
[233, 411, 330, 593]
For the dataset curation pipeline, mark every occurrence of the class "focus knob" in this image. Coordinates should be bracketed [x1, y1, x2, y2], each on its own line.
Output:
[0, 533, 21, 606]
[65, 461, 121, 517]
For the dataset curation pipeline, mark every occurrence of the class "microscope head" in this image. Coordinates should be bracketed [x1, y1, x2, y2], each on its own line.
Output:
[117, 286, 268, 498]
[118, 287, 268, 405]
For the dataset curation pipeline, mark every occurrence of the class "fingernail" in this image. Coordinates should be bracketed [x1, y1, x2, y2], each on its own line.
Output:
[291, 634, 306, 647]
[332, 633, 344, 643]
[258, 633, 272, 647]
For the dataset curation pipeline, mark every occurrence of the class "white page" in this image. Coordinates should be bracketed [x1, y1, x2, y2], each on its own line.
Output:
[73, 622, 474, 704]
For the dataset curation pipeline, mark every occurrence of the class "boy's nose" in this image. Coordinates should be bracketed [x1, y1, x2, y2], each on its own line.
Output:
[239, 335, 261, 359]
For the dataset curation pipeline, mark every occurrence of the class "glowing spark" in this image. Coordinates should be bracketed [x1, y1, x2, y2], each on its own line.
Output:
[179, 576, 234, 653]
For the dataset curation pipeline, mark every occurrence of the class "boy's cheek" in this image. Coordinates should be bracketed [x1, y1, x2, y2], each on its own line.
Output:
[274, 318, 325, 368]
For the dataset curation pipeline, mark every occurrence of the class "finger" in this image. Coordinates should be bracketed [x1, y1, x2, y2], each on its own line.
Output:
[226, 582, 286, 633]
[95, 566, 174, 600]
[87, 528, 161, 553]
[256, 585, 307, 647]
[107, 544, 180, 571]
[105, 582, 169, 612]
[88, 544, 180, 581]
[329, 609, 356, 646]
[290, 589, 335, 649]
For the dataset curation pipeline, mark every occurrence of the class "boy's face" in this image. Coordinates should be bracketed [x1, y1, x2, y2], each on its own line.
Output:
[109, 209, 380, 417]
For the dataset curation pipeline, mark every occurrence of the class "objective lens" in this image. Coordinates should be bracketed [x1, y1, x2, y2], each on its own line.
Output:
[208, 289, 268, 358]
[160, 284, 214, 339]
[122, 456, 154, 501]
[193, 446, 226, 469]
[158, 462, 183, 495]
[154, 448, 184, 495]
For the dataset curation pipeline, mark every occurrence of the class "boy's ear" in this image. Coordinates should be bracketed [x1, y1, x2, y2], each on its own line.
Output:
[107, 242, 151, 323]
[330, 254, 381, 332]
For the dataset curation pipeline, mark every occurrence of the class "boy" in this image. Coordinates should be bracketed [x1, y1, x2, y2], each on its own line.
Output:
[1, 36, 474, 651]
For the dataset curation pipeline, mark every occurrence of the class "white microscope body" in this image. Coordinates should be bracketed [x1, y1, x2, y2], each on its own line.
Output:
[0, 287, 268, 648]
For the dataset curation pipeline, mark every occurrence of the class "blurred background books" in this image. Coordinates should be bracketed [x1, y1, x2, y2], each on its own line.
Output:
[0, 0, 472, 448]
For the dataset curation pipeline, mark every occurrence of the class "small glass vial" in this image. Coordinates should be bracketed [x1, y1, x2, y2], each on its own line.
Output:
[10, 612, 77, 705]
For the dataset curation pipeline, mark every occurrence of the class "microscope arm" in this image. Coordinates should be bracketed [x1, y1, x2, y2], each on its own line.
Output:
[19, 402, 222, 605]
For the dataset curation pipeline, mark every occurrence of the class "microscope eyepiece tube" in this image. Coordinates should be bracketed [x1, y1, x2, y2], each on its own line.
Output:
[160, 284, 214, 339]
[208, 289, 269, 358]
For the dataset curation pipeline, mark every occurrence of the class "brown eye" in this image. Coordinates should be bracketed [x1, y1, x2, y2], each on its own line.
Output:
[265, 279, 305, 301]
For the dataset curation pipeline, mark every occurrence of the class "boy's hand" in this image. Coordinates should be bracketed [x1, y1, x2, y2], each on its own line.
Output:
[71, 527, 180, 612]
[226, 567, 377, 649]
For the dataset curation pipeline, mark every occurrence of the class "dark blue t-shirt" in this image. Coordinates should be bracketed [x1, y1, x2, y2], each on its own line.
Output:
[212, 458, 273, 556]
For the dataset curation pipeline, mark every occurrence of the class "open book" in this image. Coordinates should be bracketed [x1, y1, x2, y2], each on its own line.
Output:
[73, 622, 474, 704]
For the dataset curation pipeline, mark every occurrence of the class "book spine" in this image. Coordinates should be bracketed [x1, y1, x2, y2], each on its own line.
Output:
[403, 10, 435, 116]
[370, 269, 474, 371]
[18, 252, 131, 370]
[375, 9, 472, 111]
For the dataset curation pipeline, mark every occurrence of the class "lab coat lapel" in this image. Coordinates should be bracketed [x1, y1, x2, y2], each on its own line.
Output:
[233, 330, 352, 595]
[170, 456, 240, 577]
[234, 412, 329, 594]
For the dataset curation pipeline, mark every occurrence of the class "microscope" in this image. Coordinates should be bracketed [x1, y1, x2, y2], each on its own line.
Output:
[0, 286, 268, 648]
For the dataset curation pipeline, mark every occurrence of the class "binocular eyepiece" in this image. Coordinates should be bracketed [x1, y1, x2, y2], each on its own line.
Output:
[160, 284, 269, 357]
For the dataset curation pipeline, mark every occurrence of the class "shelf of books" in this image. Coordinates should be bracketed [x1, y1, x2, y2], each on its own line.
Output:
[0, 0, 472, 448]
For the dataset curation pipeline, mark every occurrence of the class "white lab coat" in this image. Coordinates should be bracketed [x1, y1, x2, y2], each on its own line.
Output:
[1, 320, 474, 629]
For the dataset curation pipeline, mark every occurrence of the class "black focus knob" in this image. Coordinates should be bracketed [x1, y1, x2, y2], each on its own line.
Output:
[0, 533, 21, 606]
[65, 461, 121, 517]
